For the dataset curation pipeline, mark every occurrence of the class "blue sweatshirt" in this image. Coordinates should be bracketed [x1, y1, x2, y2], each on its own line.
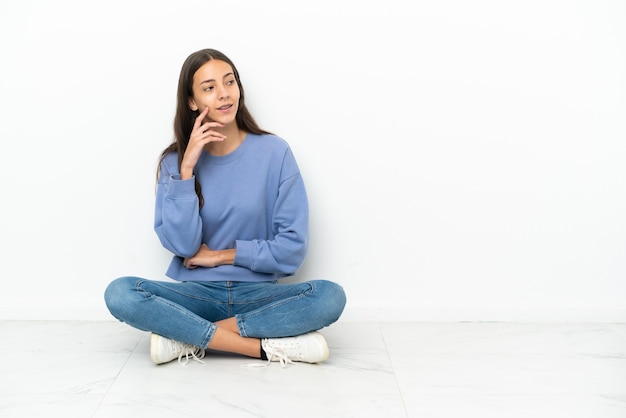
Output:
[154, 134, 309, 282]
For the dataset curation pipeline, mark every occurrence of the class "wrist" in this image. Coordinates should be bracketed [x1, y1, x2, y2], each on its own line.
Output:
[219, 249, 236, 265]
[180, 166, 194, 180]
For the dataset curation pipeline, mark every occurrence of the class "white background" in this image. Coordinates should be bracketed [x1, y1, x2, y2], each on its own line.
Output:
[0, 0, 624, 321]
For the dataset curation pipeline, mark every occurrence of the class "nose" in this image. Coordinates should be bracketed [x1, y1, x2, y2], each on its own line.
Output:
[217, 85, 228, 100]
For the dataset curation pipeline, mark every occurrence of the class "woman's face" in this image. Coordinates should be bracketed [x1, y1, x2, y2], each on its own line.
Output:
[188, 59, 241, 125]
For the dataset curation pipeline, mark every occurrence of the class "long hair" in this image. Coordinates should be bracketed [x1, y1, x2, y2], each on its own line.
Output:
[157, 49, 271, 207]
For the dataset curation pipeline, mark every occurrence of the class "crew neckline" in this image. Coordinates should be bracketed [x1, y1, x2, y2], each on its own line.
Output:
[202, 133, 251, 165]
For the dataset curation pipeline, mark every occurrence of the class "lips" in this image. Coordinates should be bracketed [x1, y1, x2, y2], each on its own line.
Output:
[217, 104, 232, 111]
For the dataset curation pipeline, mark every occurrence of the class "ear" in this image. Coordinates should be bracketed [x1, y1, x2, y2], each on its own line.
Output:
[189, 98, 198, 111]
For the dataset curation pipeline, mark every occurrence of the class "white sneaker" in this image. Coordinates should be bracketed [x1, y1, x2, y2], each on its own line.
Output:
[150, 333, 206, 365]
[261, 331, 329, 367]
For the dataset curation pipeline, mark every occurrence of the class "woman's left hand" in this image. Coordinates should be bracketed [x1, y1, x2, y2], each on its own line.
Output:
[183, 244, 235, 269]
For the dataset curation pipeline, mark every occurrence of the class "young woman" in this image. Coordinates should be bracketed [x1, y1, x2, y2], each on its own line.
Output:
[104, 49, 346, 366]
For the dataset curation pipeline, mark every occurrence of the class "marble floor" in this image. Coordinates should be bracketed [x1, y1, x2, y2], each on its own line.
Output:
[0, 320, 625, 417]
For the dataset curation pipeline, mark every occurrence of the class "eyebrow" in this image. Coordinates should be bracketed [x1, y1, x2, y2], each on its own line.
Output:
[199, 72, 235, 85]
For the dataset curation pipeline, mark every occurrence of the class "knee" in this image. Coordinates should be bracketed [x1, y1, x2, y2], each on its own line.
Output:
[104, 276, 139, 319]
[315, 280, 347, 323]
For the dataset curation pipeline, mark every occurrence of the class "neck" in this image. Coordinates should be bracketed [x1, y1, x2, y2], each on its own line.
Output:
[206, 123, 245, 156]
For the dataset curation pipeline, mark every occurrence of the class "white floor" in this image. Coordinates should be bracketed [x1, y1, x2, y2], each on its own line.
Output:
[1, 321, 625, 418]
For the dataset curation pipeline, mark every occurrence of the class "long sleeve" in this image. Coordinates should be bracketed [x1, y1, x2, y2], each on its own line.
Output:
[234, 169, 309, 275]
[154, 154, 204, 258]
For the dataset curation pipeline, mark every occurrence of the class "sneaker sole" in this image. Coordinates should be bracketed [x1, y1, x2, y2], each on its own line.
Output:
[150, 333, 164, 365]
[306, 331, 330, 363]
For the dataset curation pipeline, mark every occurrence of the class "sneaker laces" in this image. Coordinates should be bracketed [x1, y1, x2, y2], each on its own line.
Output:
[239, 339, 296, 369]
[264, 346, 294, 368]
[174, 341, 206, 366]
[263, 338, 299, 368]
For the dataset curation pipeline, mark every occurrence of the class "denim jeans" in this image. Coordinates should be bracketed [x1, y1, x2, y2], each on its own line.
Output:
[104, 277, 346, 348]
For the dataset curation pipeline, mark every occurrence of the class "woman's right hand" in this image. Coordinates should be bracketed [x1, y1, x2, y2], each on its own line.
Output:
[180, 107, 226, 180]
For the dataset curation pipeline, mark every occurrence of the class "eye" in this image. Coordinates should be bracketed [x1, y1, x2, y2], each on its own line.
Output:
[226, 79, 235, 86]
[203, 86, 214, 92]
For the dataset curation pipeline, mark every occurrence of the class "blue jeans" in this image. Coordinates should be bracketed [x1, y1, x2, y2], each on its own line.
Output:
[104, 277, 346, 348]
